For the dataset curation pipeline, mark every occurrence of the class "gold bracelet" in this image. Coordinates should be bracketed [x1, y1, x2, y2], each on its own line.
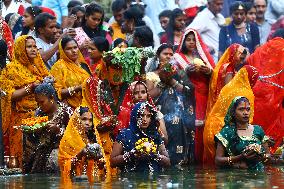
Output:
[68, 87, 76, 96]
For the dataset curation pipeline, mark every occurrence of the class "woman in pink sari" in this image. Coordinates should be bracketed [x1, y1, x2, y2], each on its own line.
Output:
[174, 28, 215, 164]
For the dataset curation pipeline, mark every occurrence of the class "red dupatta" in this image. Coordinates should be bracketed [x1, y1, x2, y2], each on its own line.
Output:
[247, 37, 284, 152]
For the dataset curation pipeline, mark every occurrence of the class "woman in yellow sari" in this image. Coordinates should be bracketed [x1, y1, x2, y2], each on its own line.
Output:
[206, 44, 248, 115]
[203, 65, 259, 165]
[50, 36, 90, 109]
[58, 106, 105, 186]
[0, 35, 49, 167]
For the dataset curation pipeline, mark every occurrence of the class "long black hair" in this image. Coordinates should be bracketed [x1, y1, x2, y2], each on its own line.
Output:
[165, 8, 184, 45]
[21, 6, 42, 36]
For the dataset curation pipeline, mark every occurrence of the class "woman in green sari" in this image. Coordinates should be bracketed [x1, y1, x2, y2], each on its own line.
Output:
[215, 96, 270, 171]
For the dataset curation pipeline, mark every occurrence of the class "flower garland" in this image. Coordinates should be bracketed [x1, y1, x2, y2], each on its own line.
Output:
[17, 116, 49, 132]
[135, 138, 157, 156]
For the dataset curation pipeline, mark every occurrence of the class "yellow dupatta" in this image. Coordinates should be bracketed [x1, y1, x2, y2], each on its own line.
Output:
[0, 35, 49, 163]
[203, 67, 255, 164]
[58, 107, 105, 185]
[50, 40, 90, 109]
[206, 44, 246, 116]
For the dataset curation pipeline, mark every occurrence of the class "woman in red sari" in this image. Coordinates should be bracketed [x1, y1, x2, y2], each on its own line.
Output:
[174, 28, 215, 163]
[246, 37, 284, 152]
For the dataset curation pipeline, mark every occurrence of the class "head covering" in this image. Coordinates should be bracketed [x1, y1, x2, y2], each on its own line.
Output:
[58, 107, 104, 185]
[247, 37, 284, 152]
[203, 65, 255, 164]
[0, 18, 14, 60]
[175, 28, 215, 70]
[50, 39, 90, 108]
[206, 43, 246, 115]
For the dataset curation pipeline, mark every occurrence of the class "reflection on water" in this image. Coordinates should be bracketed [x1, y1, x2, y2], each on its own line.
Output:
[1, 166, 284, 188]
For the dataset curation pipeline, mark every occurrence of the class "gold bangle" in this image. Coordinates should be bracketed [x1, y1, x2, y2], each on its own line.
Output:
[25, 85, 32, 94]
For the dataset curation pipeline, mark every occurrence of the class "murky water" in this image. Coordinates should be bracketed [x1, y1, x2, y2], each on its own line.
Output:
[1, 166, 284, 188]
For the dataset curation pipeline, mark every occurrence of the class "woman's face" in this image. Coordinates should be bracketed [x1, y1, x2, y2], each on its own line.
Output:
[23, 11, 34, 27]
[174, 15, 185, 31]
[35, 94, 54, 113]
[234, 101, 250, 124]
[246, 7, 256, 23]
[80, 112, 93, 133]
[232, 9, 246, 25]
[74, 10, 85, 27]
[139, 108, 152, 130]
[121, 18, 134, 34]
[85, 12, 103, 29]
[63, 40, 79, 62]
[88, 42, 102, 60]
[159, 48, 174, 64]
[133, 83, 148, 103]
[25, 38, 37, 59]
[185, 33, 196, 52]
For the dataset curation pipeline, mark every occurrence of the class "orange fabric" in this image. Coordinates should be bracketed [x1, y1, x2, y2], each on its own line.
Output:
[206, 43, 245, 116]
[203, 67, 255, 165]
[58, 107, 105, 185]
[110, 22, 126, 40]
[247, 37, 284, 152]
[50, 39, 90, 109]
[0, 35, 49, 166]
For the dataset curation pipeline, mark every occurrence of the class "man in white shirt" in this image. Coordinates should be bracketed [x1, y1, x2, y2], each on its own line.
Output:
[187, 0, 225, 63]
[1, 0, 24, 18]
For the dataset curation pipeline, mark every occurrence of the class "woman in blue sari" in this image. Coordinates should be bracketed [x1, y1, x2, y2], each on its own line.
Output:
[215, 96, 271, 171]
[110, 102, 170, 173]
[218, 1, 260, 57]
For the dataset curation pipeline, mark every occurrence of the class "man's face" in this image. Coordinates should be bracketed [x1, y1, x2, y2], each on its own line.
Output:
[254, 0, 267, 19]
[40, 19, 57, 42]
[113, 9, 125, 26]
[208, 0, 224, 15]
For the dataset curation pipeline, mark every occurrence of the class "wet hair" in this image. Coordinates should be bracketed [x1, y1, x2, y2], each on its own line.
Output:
[0, 40, 8, 70]
[70, 5, 85, 16]
[165, 8, 184, 45]
[159, 10, 172, 19]
[230, 1, 247, 15]
[156, 43, 174, 57]
[133, 25, 154, 47]
[272, 28, 284, 39]
[229, 97, 250, 125]
[123, 6, 145, 27]
[61, 36, 78, 49]
[79, 106, 90, 116]
[35, 13, 56, 36]
[67, 0, 83, 9]
[180, 31, 195, 54]
[111, 0, 127, 12]
[82, 3, 104, 27]
[91, 36, 110, 52]
[34, 83, 56, 99]
[21, 6, 42, 35]
[79, 106, 96, 141]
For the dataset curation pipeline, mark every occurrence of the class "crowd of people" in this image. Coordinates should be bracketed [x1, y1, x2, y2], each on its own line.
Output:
[0, 0, 284, 185]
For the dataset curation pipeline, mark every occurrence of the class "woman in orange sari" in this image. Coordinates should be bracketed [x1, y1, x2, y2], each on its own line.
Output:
[246, 37, 284, 152]
[50, 36, 90, 109]
[174, 28, 215, 163]
[207, 43, 248, 115]
[58, 106, 105, 186]
[0, 35, 49, 167]
[203, 65, 259, 165]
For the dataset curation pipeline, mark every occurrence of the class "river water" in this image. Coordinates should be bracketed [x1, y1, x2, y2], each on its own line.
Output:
[1, 166, 284, 188]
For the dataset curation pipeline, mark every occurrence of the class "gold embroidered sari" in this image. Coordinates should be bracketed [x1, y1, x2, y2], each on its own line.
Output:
[50, 40, 90, 109]
[0, 35, 49, 166]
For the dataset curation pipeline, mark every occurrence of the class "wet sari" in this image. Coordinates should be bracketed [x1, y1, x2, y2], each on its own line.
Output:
[207, 43, 246, 115]
[174, 28, 215, 163]
[58, 107, 105, 185]
[246, 37, 284, 152]
[116, 102, 163, 173]
[50, 40, 90, 109]
[203, 65, 258, 164]
[0, 35, 49, 166]
[215, 96, 269, 171]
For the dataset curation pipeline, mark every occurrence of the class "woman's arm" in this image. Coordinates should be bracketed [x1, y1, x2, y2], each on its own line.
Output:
[11, 83, 38, 102]
[157, 144, 171, 167]
[60, 85, 82, 100]
[110, 142, 126, 168]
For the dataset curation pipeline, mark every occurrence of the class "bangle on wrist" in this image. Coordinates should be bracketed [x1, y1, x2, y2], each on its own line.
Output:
[25, 84, 32, 95]
[68, 87, 76, 96]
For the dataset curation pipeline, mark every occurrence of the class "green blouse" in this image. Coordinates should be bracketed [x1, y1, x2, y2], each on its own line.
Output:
[215, 125, 269, 171]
